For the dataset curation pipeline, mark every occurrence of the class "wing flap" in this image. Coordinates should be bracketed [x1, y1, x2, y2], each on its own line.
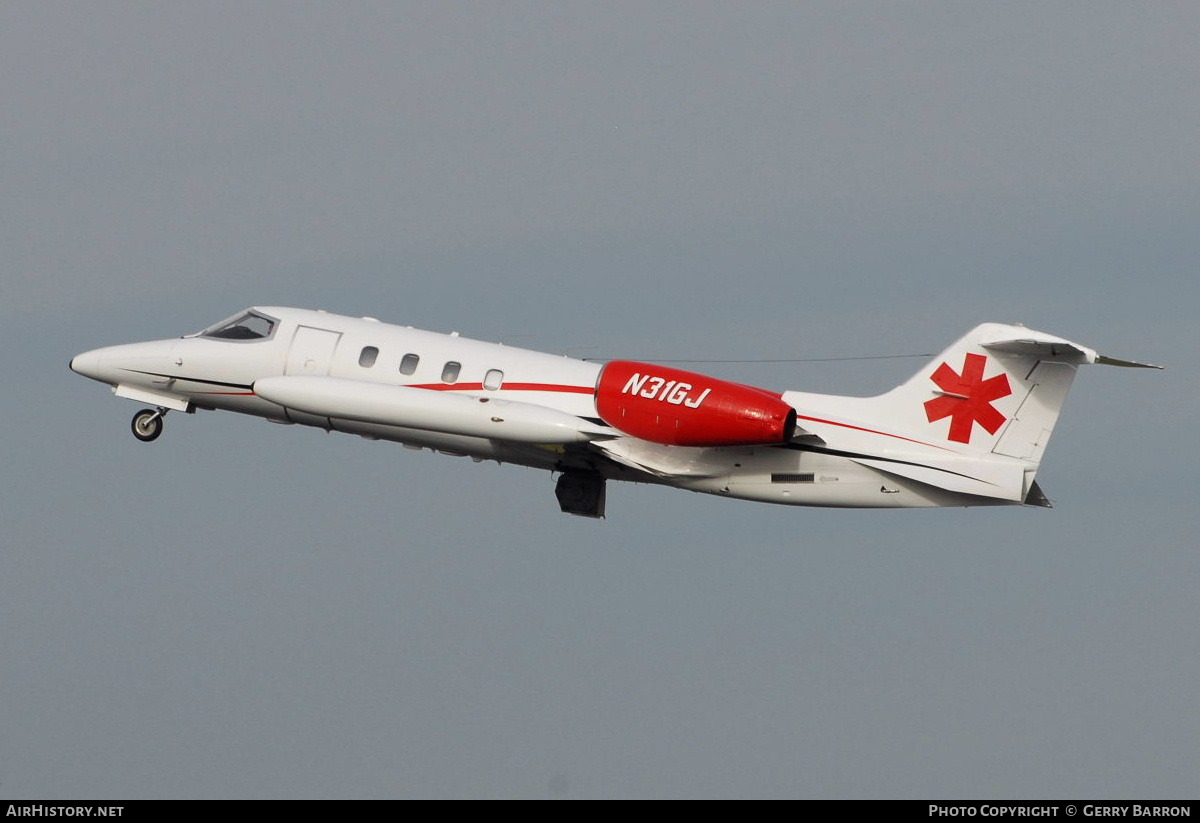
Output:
[590, 438, 729, 478]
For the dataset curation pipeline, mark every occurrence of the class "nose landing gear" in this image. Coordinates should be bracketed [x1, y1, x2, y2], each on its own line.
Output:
[131, 408, 167, 442]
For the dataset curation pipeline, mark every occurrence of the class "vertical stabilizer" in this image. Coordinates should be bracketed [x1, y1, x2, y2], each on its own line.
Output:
[785, 323, 1159, 478]
[859, 323, 1094, 463]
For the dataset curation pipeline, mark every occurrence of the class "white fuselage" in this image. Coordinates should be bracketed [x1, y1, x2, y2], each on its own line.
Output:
[72, 307, 1047, 511]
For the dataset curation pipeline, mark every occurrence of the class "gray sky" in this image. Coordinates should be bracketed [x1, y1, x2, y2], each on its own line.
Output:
[3, 1, 1196, 799]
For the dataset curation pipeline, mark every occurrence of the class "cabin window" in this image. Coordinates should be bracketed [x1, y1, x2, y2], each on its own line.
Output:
[358, 346, 379, 368]
[484, 369, 504, 391]
[399, 353, 419, 375]
[441, 361, 461, 384]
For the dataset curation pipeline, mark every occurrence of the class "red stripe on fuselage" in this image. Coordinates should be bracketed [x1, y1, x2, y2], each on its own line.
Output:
[408, 382, 595, 395]
[794, 413, 957, 452]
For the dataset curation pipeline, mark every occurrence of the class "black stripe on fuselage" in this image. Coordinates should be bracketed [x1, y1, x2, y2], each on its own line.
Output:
[122, 369, 254, 390]
[777, 442, 995, 486]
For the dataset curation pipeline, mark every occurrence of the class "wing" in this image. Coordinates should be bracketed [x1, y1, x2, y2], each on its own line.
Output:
[253, 375, 614, 445]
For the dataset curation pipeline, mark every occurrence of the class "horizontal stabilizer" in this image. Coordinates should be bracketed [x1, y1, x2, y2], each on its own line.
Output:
[981, 330, 1097, 362]
[1095, 354, 1164, 370]
[982, 329, 1163, 369]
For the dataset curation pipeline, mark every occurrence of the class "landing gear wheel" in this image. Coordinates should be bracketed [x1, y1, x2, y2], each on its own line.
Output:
[131, 408, 165, 442]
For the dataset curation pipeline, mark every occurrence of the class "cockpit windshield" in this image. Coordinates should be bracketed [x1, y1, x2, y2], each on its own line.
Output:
[196, 310, 278, 341]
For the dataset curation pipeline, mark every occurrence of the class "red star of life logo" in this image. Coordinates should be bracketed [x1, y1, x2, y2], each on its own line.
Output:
[923, 352, 1013, 444]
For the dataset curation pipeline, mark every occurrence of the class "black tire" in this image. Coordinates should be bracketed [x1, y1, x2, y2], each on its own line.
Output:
[131, 409, 164, 442]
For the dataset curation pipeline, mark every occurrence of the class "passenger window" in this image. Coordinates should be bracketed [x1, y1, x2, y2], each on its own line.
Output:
[400, 353, 419, 375]
[441, 361, 461, 384]
[484, 369, 504, 391]
[359, 346, 379, 368]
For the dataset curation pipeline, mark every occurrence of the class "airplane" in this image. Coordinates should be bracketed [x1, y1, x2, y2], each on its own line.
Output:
[69, 307, 1160, 518]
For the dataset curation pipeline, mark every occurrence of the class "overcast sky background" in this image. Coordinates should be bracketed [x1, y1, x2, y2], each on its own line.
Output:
[2, 2, 1196, 799]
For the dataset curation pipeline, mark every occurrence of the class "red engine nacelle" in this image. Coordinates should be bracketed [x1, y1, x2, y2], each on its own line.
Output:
[595, 361, 797, 447]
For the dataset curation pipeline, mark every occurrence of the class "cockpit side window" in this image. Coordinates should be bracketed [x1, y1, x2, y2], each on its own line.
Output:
[198, 311, 278, 341]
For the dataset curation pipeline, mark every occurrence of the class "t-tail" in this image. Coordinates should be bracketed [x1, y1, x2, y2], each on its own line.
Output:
[782, 323, 1161, 507]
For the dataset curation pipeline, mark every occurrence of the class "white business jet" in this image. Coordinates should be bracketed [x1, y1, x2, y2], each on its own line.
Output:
[70, 307, 1159, 517]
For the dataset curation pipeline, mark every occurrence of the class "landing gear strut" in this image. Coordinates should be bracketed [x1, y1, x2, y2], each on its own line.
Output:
[131, 408, 167, 442]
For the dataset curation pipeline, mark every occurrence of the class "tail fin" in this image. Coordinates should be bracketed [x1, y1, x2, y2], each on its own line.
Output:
[880, 323, 1092, 462]
[785, 322, 1160, 471]
[859, 322, 1162, 462]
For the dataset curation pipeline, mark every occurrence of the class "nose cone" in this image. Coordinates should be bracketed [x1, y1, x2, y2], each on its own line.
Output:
[70, 339, 180, 387]
[70, 348, 106, 382]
